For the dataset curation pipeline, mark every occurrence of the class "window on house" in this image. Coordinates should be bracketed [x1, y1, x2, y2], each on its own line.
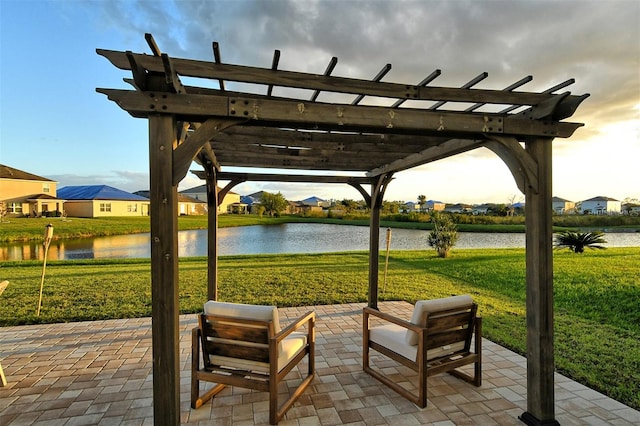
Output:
[127, 204, 137, 212]
[9, 203, 23, 213]
[43, 183, 50, 193]
[100, 203, 112, 212]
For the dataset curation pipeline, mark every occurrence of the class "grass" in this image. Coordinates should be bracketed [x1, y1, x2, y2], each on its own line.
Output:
[0, 247, 638, 409]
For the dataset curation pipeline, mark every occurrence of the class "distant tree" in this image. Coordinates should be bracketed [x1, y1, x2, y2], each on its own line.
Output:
[382, 201, 402, 214]
[417, 195, 427, 212]
[260, 192, 288, 217]
[339, 199, 361, 213]
[427, 212, 458, 258]
[0, 202, 6, 222]
[554, 231, 607, 253]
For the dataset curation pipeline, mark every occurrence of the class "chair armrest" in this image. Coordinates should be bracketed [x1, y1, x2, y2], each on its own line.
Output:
[274, 310, 315, 344]
[363, 306, 423, 334]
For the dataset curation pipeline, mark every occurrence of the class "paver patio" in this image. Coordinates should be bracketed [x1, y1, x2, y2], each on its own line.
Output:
[1, 302, 638, 425]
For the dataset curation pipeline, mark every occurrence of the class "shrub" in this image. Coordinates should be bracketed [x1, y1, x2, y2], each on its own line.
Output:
[427, 212, 458, 258]
[554, 231, 607, 253]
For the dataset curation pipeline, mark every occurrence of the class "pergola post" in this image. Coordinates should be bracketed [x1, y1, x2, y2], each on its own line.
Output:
[520, 137, 559, 426]
[368, 173, 393, 309]
[204, 164, 219, 301]
[148, 114, 180, 425]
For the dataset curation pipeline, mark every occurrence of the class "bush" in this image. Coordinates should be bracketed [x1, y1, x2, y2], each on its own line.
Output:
[427, 212, 459, 258]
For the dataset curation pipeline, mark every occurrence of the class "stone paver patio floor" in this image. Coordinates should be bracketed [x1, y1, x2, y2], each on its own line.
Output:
[1, 302, 638, 425]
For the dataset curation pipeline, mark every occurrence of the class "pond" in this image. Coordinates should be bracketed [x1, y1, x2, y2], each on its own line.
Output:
[1, 223, 638, 261]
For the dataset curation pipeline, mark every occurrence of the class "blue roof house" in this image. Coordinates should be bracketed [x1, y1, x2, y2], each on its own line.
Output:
[57, 185, 149, 218]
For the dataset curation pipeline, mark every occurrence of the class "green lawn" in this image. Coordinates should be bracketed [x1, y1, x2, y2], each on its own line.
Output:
[0, 247, 638, 409]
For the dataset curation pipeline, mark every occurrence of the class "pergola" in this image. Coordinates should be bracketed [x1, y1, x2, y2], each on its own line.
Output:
[97, 34, 588, 426]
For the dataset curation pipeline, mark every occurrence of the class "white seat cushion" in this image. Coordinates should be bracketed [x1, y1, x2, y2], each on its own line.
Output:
[204, 300, 281, 333]
[405, 295, 473, 345]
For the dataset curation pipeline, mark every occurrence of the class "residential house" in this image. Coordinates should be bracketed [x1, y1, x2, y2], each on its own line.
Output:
[301, 196, 330, 208]
[579, 196, 621, 215]
[285, 200, 304, 215]
[552, 197, 576, 215]
[180, 184, 240, 213]
[0, 164, 64, 217]
[134, 191, 206, 215]
[241, 191, 264, 214]
[403, 201, 420, 213]
[444, 203, 473, 214]
[426, 200, 446, 212]
[57, 185, 150, 218]
[472, 204, 492, 215]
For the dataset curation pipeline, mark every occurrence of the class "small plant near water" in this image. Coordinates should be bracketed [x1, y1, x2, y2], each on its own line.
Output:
[554, 230, 607, 253]
[427, 212, 458, 258]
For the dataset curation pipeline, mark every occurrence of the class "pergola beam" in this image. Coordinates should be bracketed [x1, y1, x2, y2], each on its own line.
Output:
[97, 48, 585, 107]
[96, 89, 583, 139]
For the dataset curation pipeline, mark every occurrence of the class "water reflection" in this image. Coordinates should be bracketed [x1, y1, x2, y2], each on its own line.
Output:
[1, 223, 637, 261]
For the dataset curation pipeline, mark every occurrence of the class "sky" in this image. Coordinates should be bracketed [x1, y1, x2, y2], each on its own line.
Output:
[1, 0, 638, 205]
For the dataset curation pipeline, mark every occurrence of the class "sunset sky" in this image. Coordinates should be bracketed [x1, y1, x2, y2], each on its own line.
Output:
[1, 0, 638, 205]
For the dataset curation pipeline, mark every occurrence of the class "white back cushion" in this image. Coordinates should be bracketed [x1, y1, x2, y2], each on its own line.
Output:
[204, 300, 281, 333]
[405, 295, 473, 346]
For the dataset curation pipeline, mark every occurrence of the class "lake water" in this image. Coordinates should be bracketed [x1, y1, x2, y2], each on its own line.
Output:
[1, 223, 638, 261]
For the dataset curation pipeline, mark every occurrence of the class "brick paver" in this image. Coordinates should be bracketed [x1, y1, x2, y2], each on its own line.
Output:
[1, 302, 638, 425]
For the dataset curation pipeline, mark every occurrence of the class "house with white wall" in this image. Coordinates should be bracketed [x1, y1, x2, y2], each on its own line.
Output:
[552, 197, 576, 215]
[180, 184, 240, 213]
[579, 196, 621, 215]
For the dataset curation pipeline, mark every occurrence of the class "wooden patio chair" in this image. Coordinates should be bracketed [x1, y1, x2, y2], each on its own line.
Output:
[0, 280, 8, 386]
[363, 295, 481, 408]
[191, 301, 315, 424]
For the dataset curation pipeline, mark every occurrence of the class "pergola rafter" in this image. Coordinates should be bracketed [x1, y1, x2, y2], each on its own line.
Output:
[97, 33, 588, 426]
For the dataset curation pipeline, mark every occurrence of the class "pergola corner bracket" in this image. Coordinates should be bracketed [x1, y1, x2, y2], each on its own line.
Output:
[484, 135, 539, 194]
[172, 118, 241, 186]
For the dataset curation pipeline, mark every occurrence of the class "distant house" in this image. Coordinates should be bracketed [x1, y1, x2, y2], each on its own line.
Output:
[134, 191, 206, 215]
[552, 197, 576, 215]
[472, 204, 491, 215]
[57, 185, 150, 218]
[301, 196, 330, 208]
[241, 192, 264, 214]
[180, 184, 240, 213]
[444, 203, 472, 214]
[285, 200, 304, 215]
[403, 201, 420, 213]
[622, 203, 640, 216]
[0, 164, 64, 217]
[426, 200, 446, 212]
[579, 196, 621, 215]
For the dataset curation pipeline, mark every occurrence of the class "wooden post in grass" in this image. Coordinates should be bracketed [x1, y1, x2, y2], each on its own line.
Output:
[383, 228, 391, 293]
[36, 224, 53, 316]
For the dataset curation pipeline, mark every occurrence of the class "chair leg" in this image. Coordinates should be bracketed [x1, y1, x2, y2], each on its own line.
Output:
[0, 362, 6, 387]
[192, 381, 226, 409]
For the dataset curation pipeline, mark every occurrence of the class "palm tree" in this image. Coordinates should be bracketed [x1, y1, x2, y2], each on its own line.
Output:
[554, 231, 607, 253]
[417, 195, 426, 212]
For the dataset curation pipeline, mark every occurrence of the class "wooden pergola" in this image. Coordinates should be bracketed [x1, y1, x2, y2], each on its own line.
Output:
[97, 34, 588, 426]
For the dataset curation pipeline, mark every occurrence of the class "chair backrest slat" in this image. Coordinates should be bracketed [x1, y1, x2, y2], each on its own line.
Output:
[424, 328, 469, 350]
[199, 314, 272, 367]
[426, 311, 471, 332]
